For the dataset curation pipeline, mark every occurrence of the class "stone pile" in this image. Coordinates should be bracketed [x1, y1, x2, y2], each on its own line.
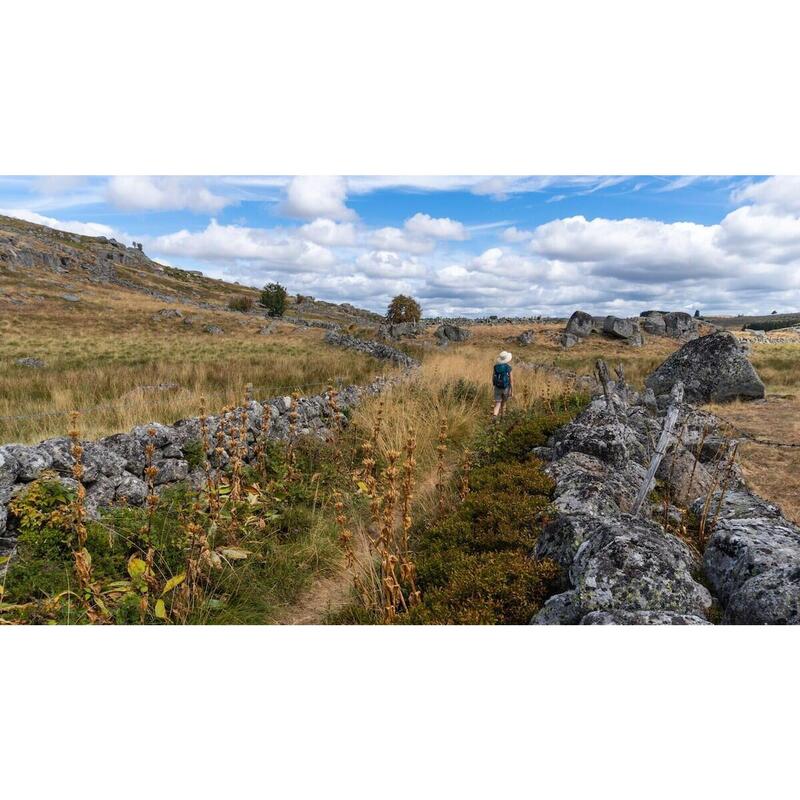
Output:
[1, 333, 418, 558]
[531, 340, 799, 624]
[323, 330, 420, 368]
[0, 378, 391, 556]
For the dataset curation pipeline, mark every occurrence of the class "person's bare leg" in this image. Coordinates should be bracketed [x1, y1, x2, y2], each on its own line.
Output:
[493, 400, 502, 417]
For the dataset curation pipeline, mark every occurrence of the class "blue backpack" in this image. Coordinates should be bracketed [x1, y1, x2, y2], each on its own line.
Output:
[493, 363, 511, 389]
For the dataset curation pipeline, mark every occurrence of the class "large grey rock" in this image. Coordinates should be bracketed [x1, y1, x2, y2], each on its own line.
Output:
[99, 433, 145, 475]
[114, 472, 149, 506]
[434, 323, 470, 343]
[568, 515, 712, 618]
[663, 311, 698, 338]
[85, 476, 117, 519]
[725, 565, 800, 624]
[516, 329, 536, 346]
[0, 449, 21, 503]
[640, 312, 667, 336]
[703, 517, 800, 605]
[580, 610, 711, 625]
[645, 331, 765, 403]
[0, 503, 6, 537]
[379, 321, 423, 340]
[0, 444, 53, 482]
[530, 590, 584, 624]
[560, 332, 581, 349]
[153, 458, 189, 485]
[564, 310, 594, 338]
[83, 442, 127, 480]
[602, 315, 637, 339]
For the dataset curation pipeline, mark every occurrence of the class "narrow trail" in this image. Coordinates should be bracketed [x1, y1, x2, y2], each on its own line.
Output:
[274, 456, 461, 624]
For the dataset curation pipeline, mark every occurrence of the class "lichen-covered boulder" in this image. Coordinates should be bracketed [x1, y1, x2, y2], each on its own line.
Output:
[434, 323, 470, 343]
[114, 472, 149, 506]
[568, 515, 712, 618]
[153, 458, 189, 485]
[580, 610, 711, 625]
[99, 433, 146, 476]
[645, 331, 765, 403]
[725, 564, 800, 624]
[1, 448, 22, 501]
[703, 517, 800, 605]
[529, 590, 584, 625]
[0, 444, 53, 481]
[564, 310, 594, 338]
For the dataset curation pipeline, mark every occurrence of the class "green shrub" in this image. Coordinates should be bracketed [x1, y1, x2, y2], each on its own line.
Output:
[260, 282, 288, 317]
[395, 407, 575, 625]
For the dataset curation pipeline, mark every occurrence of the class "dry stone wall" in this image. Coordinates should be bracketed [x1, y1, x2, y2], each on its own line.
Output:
[1, 334, 420, 558]
[531, 369, 800, 624]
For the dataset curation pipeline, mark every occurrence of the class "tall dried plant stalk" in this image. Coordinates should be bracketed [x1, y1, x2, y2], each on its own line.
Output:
[435, 418, 448, 514]
[68, 412, 106, 622]
[399, 430, 420, 606]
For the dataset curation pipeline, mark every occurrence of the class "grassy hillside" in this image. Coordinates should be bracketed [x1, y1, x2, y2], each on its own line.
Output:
[0, 215, 389, 443]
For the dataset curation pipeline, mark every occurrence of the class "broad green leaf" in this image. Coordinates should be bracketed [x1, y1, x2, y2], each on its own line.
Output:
[162, 573, 186, 595]
[154, 599, 167, 620]
[127, 556, 147, 579]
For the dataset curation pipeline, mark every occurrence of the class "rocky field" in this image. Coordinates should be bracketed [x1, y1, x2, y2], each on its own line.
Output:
[2, 213, 800, 624]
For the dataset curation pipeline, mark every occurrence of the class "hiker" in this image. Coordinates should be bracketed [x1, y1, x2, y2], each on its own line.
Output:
[492, 350, 513, 417]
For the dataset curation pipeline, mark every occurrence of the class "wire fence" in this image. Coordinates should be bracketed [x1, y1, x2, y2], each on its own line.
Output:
[714, 413, 800, 449]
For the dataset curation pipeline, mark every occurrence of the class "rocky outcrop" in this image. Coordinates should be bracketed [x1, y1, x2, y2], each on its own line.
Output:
[434, 323, 471, 344]
[531, 390, 717, 624]
[532, 350, 798, 624]
[693, 491, 800, 623]
[562, 308, 700, 349]
[560, 310, 643, 348]
[323, 331, 420, 368]
[645, 331, 765, 403]
[641, 310, 699, 340]
[378, 321, 424, 340]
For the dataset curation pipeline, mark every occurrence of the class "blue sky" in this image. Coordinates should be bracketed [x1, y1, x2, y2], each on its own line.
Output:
[1, 175, 797, 317]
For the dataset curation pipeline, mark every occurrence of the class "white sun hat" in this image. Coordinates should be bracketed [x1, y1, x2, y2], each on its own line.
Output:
[497, 351, 513, 364]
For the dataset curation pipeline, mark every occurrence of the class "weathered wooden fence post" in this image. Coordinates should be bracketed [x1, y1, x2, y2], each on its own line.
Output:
[632, 380, 685, 516]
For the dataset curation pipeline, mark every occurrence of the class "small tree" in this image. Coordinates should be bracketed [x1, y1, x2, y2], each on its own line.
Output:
[386, 294, 422, 324]
[260, 282, 288, 317]
[228, 295, 254, 313]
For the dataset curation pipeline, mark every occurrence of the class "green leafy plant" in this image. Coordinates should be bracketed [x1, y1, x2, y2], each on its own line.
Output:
[260, 282, 288, 317]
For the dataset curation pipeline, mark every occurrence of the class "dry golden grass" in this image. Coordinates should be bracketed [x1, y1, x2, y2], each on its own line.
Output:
[706, 394, 800, 525]
[348, 344, 577, 520]
[0, 285, 389, 443]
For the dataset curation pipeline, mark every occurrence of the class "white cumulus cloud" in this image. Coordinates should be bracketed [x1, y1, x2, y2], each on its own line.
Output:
[279, 176, 356, 221]
[404, 212, 467, 240]
[297, 217, 357, 246]
[106, 177, 230, 213]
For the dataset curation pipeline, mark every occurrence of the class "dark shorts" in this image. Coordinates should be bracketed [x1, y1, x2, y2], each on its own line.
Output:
[494, 386, 510, 402]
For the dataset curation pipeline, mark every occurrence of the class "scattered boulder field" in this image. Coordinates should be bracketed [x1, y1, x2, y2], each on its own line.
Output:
[560, 309, 701, 349]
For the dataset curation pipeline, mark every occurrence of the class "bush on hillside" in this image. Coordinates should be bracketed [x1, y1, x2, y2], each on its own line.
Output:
[386, 294, 422, 324]
[260, 283, 288, 317]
